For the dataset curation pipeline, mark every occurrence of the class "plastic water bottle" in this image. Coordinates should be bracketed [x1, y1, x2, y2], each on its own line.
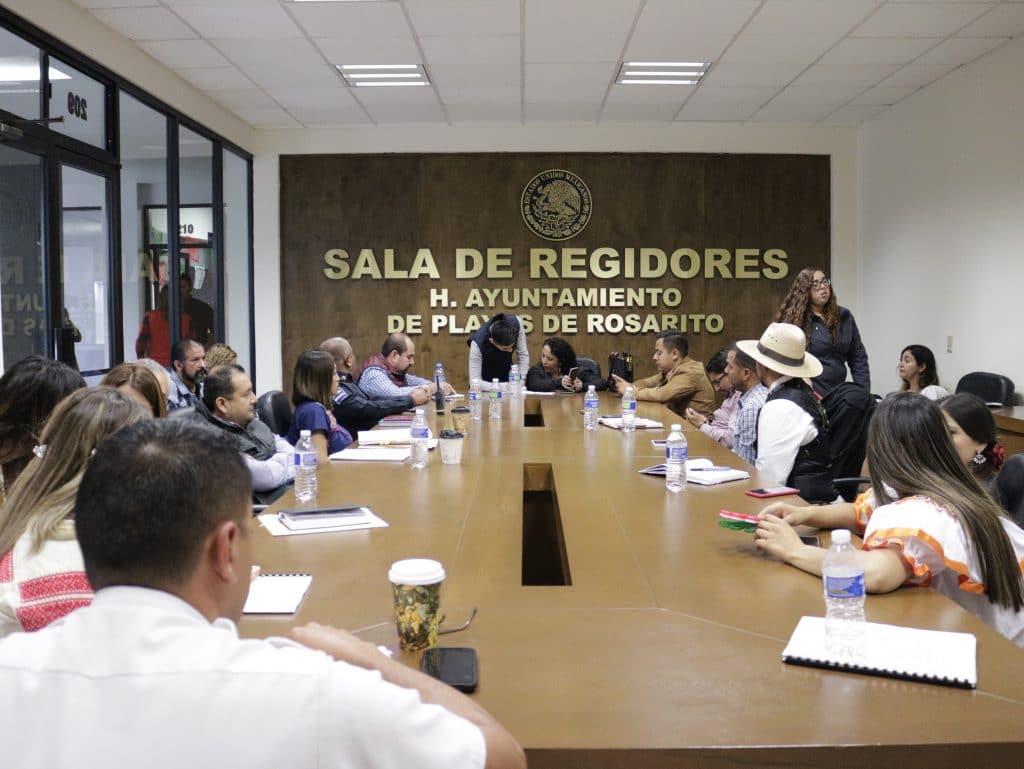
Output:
[822, 529, 866, 656]
[410, 408, 429, 469]
[583, 385, 599, 431]
[469, 378, 482, 421]
[294, 429, 318, 502]
[665, 424, 688, 493]
[434, 370, 445, 415]
[489, 378, 502, 421]
[434, 362, 446, 392]
[508, 364, 520, 398]
[621, 386, 636, 432]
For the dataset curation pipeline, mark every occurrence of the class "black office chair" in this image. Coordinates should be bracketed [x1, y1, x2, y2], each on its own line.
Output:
[995, 454, 1024, 528]
[255, 390, 293, 437]
[955, 372, 1015, 406]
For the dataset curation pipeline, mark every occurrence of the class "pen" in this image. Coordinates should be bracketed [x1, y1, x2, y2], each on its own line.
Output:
[689, 466, 733, 472]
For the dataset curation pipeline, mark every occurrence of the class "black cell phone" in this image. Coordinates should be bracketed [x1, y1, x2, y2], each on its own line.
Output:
[421, 647, 478, 693]
[799, 535, 821, 547]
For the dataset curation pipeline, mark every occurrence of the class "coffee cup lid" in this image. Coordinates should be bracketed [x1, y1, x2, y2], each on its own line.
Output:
[389, 558, 445, 585]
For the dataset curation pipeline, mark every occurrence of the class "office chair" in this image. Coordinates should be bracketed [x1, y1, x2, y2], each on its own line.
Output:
[255, 390, 293, 437]
[995, 454, 1024, 528]
[955, 372, 1015, 406]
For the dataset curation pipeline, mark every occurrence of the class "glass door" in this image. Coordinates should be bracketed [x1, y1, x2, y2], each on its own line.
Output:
[59, 162, 112, 378]
[0, 143, 46, 371]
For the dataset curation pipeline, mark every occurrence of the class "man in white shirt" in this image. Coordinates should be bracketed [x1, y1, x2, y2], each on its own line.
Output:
[0, 420, 525, 769]
[737, 323, 839, 503]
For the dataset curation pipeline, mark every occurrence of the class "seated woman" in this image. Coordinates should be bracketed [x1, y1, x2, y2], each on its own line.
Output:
[525, 337, 605, 393]
[0, 356, 85, 498]
[101, 362, 168, 417]
[938, 393, 1004, 486]
[0, 387, 150, 636]
[898, 344, 949, 399]
[754, 393, 1024, 647]
[288, 349, 353, 462]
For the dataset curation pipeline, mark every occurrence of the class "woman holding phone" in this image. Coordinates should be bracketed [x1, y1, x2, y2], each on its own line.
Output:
[525, 337, 605, 393]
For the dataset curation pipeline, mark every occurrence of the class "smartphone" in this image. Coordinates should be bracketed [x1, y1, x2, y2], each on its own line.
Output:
[744, 486, 800, 499]
[567, 366, 579, 381]
[421, 647, 478, 693]
[799, 535, 821, 547]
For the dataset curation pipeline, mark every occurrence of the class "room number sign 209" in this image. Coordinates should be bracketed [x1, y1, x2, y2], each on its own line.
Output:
[67, 92, 88, 121]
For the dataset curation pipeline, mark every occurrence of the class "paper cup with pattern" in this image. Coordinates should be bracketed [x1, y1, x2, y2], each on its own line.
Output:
[388, 559, 445, 651]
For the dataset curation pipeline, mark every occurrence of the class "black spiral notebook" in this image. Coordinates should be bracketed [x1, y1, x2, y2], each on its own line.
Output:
[781, 616, 977, 689]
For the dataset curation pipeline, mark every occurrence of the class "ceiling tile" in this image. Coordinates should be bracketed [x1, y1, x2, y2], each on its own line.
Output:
[289, 1, 412, 38]
[90, 8, 198, 41]
[959, 3, 1024, 37]
[634, 0, 760, 37]
[364, 103, 448, 123]
[421, 35, 520, 66]
[352, 84, 441, 106]
[526, 0, 642, 34]
[525, 62, 617, 91]
[75, 0, 160, 8]
[527, 31, 630, 63]
[446, 102, 523, 123]
[604, 84, 691, 105]
[623, 31, 733, 62]
[818, 36, 939, 65]
[202, 88, 277, 109]
[701, 61, 807, 86]
[173, 4, 303, 39]
[913, 36, 1007, 66]
[267, 86, 358, 110]
[139, 39, 231, 69]
[675, 102, 760, 122]
[287, 105, 372, 127]
[770, 83, 863, 105]
[175, 66, 255, 91]
[852, 2, 995, 38]
[406, 0, 520, 37]
[525, 102, 601, 122]
[162, 0, 282, 5]
[315, 37, 421, 64]
[723, 34, 834, 64]
[823, 103, 888, 124]
[793, 63, 898, 87]
[877, 62, 957, 87]
[428, 63, 521, 89]
[686, 85, 781, 105]
[436, 84, 521, 104]
[749, 102, 838, 121]
[600, 101, 681, 122]
[851, 84, 919, 105]
[743, 0, 882, 36]
[229, 106, 302, 128]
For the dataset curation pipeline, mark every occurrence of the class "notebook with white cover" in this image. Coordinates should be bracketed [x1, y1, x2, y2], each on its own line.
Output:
[243, 574, 312, 614]
[684, 458, 750, 485]
[782, 615, 977, 689]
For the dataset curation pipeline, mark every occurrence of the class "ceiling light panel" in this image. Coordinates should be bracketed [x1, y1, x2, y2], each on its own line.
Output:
[616, 61, 710, 86]
[336, 63, 430, 87]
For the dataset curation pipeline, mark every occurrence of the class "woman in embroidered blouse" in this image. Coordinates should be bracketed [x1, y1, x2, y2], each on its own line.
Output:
[754, 393, 1024, 647]
[0, 387, 150, 637]
[287, 349, 353, 463]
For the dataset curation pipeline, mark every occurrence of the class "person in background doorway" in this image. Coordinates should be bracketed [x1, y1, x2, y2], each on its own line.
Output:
[136, 287, 192, 368]
[180, 271, 214, 347]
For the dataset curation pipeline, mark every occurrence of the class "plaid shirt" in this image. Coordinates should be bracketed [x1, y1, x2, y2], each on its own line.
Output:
[733, 383, 768, 465]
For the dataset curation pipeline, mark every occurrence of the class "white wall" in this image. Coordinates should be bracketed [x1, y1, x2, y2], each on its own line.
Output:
[253, 124, 859, 391]
[859, 34, 1024, 402]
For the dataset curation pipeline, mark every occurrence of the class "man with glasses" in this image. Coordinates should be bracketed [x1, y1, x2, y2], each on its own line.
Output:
[685, 349, 740, 449]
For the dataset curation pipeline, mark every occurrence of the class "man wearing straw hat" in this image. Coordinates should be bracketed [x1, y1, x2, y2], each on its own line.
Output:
[737, 323, 840, 503]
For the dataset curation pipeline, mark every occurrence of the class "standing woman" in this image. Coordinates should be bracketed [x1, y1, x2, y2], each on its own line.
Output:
[898, 345, 949, 399]
[0, 387, 150, 636]
[776, 268, 870, 396]
[755, 393, 1024, 647]
[288, 349, 352, 463]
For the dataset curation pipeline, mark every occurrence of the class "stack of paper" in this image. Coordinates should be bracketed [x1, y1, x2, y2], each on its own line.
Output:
[599, 417, 664, 430]
[243, 573, 312, 614]
[331, 446, 412, 462]
[684, 458, 750, 485]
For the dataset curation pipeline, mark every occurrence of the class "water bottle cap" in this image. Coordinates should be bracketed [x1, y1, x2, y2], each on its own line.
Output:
[832, 529, 851, 545]
[671, 424, 682, 431]
[299, 429, 311, 438]
[414, 408, 424, 415]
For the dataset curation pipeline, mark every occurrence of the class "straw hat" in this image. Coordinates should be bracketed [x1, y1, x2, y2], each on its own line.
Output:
[736, 322, 823, 379]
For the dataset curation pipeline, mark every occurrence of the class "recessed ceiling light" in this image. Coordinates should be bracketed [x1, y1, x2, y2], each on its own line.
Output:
[336, 64, 430, 87]
[616, 61, 710, 86]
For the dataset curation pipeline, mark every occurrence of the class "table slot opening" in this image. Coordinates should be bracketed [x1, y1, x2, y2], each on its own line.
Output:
[522, 463, 572, 586]
[523, 399, 544, 428]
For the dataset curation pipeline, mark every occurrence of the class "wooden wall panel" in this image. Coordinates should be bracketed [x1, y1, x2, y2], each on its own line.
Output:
[280, 153, 829, 393]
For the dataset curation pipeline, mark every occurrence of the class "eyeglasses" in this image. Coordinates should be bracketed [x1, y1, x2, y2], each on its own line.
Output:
[811, 278, 831, 289]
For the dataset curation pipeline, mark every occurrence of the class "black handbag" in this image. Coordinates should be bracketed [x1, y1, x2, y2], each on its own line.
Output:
[606, 352, 634, 390]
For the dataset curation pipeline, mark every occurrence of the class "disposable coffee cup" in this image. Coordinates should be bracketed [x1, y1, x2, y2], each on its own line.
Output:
[451, 406, 471, 434]
[439, 431, 464, 465]
[388, 559, 445, 651]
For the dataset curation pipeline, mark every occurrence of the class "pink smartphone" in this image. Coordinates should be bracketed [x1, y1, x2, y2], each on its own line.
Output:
[744, 486, 800, 499]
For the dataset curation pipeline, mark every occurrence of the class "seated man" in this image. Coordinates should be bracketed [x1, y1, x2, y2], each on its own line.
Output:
[358, 333, 451, 400]
[737, 323, 839, 503]
[320, 336, 429, 434]
[468, 313, 529, 391]
[0, 420, 525, 769]
[192, 364, 294, 503]
[725, 344, 769, 466]
[684, 350, 739, 448]
[167, 338, 206, 412]
[612, 331, 715, 419]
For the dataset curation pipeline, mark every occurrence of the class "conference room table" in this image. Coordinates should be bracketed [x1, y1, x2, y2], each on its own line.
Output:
[241, 392, 1024, 769]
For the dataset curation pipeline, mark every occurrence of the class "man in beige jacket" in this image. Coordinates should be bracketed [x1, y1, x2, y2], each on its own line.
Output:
[612, 331, 716, 419]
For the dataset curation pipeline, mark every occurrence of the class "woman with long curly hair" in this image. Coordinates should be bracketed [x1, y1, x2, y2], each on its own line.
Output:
[775, 268, 870, 396]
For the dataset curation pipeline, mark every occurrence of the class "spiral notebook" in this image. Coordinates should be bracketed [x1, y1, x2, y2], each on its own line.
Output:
[243, 573, 312, 614]
[782, 616, 977, 689]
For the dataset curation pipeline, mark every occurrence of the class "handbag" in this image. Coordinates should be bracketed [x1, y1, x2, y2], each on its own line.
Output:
[606, 352, 634, 390]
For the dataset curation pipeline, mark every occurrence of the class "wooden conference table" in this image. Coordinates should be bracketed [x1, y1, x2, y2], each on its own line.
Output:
[242, 393, 1024, 769]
